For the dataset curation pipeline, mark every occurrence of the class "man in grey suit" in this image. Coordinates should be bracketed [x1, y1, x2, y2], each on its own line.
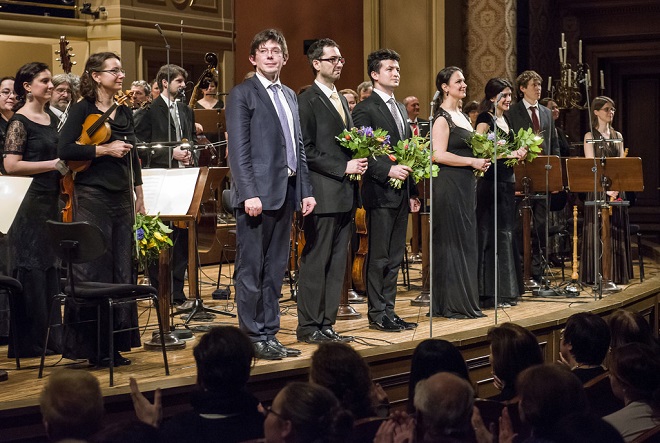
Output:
[226, 29, 316, 360]
[295, 39, 367, 344]
[352, 49, 421, 332]
[506, 70, 560, 283]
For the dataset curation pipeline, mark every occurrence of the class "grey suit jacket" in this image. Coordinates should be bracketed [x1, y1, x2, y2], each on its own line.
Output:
[297, 83, 357, 214]
[506, 100, 560, 156]
[226, 75, 312, 211]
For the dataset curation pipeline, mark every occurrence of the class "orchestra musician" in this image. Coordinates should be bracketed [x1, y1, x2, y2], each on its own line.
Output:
[295, 38, 365, 344]
[135, 63, 195, 306]
[4, 62, 63, 358]
[226, 28, 315, 360]
[58, 52, 143, 367]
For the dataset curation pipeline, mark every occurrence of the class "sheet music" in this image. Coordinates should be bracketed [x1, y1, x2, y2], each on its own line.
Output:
[0, 176, 33, 234]
[141, 168, 200, 216]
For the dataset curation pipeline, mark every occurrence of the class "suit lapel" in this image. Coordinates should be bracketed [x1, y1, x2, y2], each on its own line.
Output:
[374, 97, 399, 137]
[250, 76, 282, 132]
[311, 83, 346, 129]
[396, 101, 411, 139]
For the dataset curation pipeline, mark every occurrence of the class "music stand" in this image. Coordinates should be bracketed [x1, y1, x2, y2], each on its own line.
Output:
[514, 156, 563, 290]
[565, 157, 643, 297]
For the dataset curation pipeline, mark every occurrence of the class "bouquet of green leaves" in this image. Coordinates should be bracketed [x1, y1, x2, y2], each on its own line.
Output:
[335, 126, 392, 180]
[134, 213, 173, 267]
[387, 135, 439, 189]
[466, 129, 511, 176]
[503, 127, 544, 167]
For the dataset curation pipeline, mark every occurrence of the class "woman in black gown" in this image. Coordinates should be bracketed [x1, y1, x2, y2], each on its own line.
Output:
[430, 66, 489, 319]
[58, 52, 144, 366]
[579, 96, 632, 286]
[4, 62, 63, 357]
[475, 78, 527, 308]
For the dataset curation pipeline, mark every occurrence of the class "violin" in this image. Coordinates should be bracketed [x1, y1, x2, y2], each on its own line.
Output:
[60, 91, 132, 222]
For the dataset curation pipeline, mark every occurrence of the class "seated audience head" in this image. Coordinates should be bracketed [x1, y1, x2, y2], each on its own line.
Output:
[193, 325, 254, 392]
[339, 88, 358, 113]
[488, 323, 544, 398]
[608, 309, 656, 350]
[262, 382, 353, 443]
[408, 339, 470, 412]
[310, 342, 375, 419]
[549, 412, 624, 443]
[609, 342, 660, 406]
[517, 364, 588, 438]
[90, 419, 162, 443]
[356, 81, 372, 101]
[39, 369, 104, 441]
[561, 312, 611, 367]
[414, 372, 475, 441]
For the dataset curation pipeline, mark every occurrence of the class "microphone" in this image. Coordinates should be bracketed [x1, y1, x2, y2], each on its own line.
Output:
[177, 86, 186, 100]
[496, 92, 504, 103]
[429, 90, 441, 120]
[155, 23, 164, 36]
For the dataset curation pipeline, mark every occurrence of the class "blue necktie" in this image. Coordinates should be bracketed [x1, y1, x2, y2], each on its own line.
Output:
[269, 84, 296, 172]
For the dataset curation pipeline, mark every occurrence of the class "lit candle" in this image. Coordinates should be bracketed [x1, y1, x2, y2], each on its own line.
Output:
[559, 47, 564, 64]
[600, 70, 605, 89]
[568, 69, 572, 87]
[561, 33, 565, 47]
[587, 69, 591, 87]
[548, 76, 552, 92]
[578, 40, 582, 64]
[563, 43, 567, 66]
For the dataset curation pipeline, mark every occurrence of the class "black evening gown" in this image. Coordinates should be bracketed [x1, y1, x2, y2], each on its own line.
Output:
[0, 116, 10, 341]
[4, 114, 62, 357]
[475, 112, 523, 307]
[431, 109, 485, 319]
[579, 129, 632, 285]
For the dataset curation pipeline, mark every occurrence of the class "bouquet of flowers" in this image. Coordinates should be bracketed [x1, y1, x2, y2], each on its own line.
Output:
[387, 135, 439, 189]
[466, 129, 511, 176]
[503, 127, 544, 167]
[133, 213, 173, 267]
[335, 126, 392, 180]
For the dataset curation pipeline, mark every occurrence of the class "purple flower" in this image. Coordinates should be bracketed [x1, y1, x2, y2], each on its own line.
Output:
[362, 126, 374, 137]
[487, 132, 496, 141]
[384, 135, 391, 145]
[136, 228, 145, 240]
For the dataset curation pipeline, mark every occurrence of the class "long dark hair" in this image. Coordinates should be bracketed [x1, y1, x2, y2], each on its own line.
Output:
[13, 62, 49, 111]
[478, 78, 513, 114]
[433, 66, 462, 117]
[590, 95, 616, 132]
[79, 52, 121, 102]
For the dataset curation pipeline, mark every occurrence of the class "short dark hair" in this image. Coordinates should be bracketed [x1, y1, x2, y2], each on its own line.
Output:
[156, 64, 187, 93]
[609, 343, 660, 404]
[306, 38, 339, 76]
[249, 28, 288, 58]
[193, 326, 254, 391]
[608, 309, 656, 350]
[367, 48, 400, 85]
[488, 322, 544, 391]
[13, 62, 49, 110]
[515, 70, 542, 98]
[563, 312, 611, 365]
[79, 52, 120, 102]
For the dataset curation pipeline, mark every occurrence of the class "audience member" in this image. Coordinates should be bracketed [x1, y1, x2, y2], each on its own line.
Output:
[356, 80, 372, 101]
[559, 312, 610, 384]
[40, 369, 104, 442]
[488, 322, 544, 402]
[339, 88, 358, 113]
[130, 326, 264, 443]
[604, 343, 660, 442]
[407, 339, 470, 413]
[260, 382, 353, 443]
[91, 420, 162, 443]
[608, 309, 658, 350]
[548, 412, 624, 443]
[516, 364, 589, 441]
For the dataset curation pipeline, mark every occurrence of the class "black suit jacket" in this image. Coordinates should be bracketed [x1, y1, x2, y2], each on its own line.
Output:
[226, 75, 312, 211]
[352, 93, 416, 209]
[135, 95, 196, 168]
[297, 83, 356, 214]
[506, 100, 560, 156]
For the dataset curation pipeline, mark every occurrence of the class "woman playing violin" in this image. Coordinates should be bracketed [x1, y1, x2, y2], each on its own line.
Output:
[58, 52, 144, 367]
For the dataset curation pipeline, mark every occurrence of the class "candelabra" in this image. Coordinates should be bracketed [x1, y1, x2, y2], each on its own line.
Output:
[548, 35, 594, 110]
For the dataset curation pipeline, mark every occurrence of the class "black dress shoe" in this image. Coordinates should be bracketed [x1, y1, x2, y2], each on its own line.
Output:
[90, 352, 131, 367]
[321, 328, 354, 342]
[253, 341, 283, 360]
[369, 317, 403, 332]
[392, 315, 417, 330]
[298, 330, 332, 344]
[267, 338, 301, 357]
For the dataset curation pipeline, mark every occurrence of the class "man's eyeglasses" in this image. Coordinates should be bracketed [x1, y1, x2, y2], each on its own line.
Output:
[318, 57, 346, 65]
[0, 89, 16, 97]
[98, 68, 126, 76]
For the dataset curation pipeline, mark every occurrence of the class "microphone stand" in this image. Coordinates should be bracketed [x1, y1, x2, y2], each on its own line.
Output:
[428, 91, 439, 336]
[155, 24, 174, 167]
[491, 94, 501, 323]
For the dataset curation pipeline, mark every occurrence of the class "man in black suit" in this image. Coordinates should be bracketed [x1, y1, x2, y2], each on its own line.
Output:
[135, 64, 195, 304]
[226, 29, 316, 360]
[506, 70, 560, 284]
[295, 39, 366, 344]
[352, 49, 421, 332]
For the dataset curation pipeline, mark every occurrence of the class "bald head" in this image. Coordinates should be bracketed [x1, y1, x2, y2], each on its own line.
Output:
[403, 96, 420, 120]
[414, 372, 474, 438]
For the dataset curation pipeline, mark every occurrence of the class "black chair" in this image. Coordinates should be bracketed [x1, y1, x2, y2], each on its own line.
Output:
[0, 275, 22, 371]
[215, 189, 236, 296]
[39, 221, 169, 386]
